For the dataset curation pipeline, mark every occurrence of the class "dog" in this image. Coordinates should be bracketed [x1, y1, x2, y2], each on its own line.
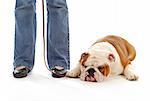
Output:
[66, 35, 139, 82]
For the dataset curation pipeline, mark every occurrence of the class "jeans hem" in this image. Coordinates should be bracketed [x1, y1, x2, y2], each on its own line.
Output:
[13, 62, 33, 70]
[48, 62, 69, 70]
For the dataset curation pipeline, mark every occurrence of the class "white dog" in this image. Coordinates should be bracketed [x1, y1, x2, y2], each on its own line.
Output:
[66, 35, 139, 82]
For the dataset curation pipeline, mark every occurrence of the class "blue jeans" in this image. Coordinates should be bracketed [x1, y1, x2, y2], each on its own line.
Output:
[13, 0, 70, 70]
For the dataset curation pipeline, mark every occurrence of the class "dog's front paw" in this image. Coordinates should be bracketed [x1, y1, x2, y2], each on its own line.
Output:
[66, 70, 80, 78]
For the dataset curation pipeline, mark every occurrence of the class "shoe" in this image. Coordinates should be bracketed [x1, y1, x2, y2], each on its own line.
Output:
[13, 66, 31, 78]
[51, 66, 67, 78]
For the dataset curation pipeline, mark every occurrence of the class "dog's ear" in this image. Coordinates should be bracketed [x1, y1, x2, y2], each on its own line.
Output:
[79, 52, 90, 66]
[108, 53, 115, 62]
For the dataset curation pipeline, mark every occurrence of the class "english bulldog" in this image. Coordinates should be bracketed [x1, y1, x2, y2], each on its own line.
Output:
[66, 35, 139, 82]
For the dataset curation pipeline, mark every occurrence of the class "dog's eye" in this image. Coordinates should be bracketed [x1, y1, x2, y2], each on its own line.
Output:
[84, 65, 88, 68]
[82, 64, 88, 68]
[98, 66, 104, 71]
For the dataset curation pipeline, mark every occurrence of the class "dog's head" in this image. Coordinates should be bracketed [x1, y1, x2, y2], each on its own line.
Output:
[79, 52, 115, 82]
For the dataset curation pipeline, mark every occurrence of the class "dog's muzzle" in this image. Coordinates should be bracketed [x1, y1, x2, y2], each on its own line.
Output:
[84, 68, 105, 82]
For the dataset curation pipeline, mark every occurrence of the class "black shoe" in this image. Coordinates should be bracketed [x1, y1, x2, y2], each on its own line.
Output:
[13, 66, 31, 78]
[51, 66, 67, 78]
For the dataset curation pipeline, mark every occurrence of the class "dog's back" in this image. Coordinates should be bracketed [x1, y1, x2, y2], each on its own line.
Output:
[95, 35, 136, 68]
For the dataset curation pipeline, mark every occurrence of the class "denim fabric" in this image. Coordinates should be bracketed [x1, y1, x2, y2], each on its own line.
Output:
[13, 0, 70, 70]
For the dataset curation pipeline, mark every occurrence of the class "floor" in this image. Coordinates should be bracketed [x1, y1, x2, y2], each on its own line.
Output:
[0, 49, 149, 101]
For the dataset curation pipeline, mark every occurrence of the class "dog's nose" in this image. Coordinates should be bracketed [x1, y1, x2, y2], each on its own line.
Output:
[87, 68, 96, 76]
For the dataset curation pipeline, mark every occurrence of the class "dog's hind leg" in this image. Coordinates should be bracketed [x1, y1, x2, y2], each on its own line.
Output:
[123, 64, 139, 81]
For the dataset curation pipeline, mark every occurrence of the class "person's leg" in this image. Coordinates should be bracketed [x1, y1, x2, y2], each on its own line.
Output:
[46, 0, 70, 71]
[13, 0, 36, 71]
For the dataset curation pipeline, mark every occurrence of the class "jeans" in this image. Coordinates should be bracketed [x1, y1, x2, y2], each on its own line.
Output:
[13, 0, 70, 70]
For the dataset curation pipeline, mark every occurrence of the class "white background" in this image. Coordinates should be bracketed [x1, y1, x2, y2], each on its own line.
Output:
[0, 0, 150, 101]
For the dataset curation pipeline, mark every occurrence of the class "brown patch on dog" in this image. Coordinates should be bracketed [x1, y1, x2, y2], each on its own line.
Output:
[79, 52, 90, 66]
[95, 35, 136, 68]
[98, 64, 110, 77]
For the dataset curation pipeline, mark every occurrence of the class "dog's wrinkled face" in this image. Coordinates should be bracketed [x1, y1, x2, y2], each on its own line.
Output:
[79, 52, 115, 82]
